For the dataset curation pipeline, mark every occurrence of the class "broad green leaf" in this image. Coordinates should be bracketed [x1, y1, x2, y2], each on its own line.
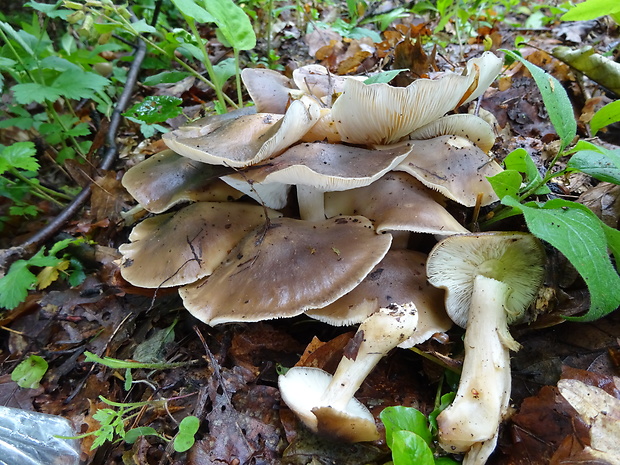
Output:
[12, 83, 63, 104]
[123, 96, 184, 124]
[124, 427, 159, 444]
[429, 391, 455, 435]
[0, 260, 35, 309]
[53, 69, 110, 100]
[561, 0, 620, 21]
[567, 148, 620, 184]
[170, 0, 215, 23]
[590, 100, 620, 135]
[390, 430, 434, 465]
[179, 415, 200, 435]
[211, 57, 236, 89]
[486, 170, 522, 200]
[380, 406, 432, 448]
[364, 69, 407, 85]
[175, 415, 200, 451]
[503, 148, 550, 194]
[24, 1, 71, 19]
[501, 50, 577, 150]
[502, 197, 620, 321]
[0, 21, 34, 54]
[552, 46, 620, 97]
[143, 71, 191, 86]
[202, 0, 256, 51]
[11, 355, 48, 389]
[131, 19, 157, 34]
[0, 141, 38, 174]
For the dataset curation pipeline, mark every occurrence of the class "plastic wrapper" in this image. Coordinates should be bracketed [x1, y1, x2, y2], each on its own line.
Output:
[0, 406, 80, 465]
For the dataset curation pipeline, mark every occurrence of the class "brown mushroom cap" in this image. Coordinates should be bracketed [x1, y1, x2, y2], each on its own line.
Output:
[119, 202, 282, 288]
[306, 250, 452, 346]
[331, 52, 503, 145]
[395, 135, 503, 207]
[178, 216, 392, 325]
[324, 172, 469, 235]
[408, 114, 496, 153]
[241, 67, 297, 113]
[163, 99, 319, 167]
[122, 149, 242, 213]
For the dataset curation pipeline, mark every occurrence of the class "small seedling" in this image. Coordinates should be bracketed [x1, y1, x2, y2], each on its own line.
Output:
[11, 355, 48, 389]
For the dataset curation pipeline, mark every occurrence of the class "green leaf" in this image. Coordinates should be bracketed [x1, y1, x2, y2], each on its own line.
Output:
[503, 148, 550, 194]
[0, 141, 38, 174]
[487, 170, 523, 200]
[364, 69, 407, 84]
[0, 21, 34, 55]
[561, 0, 620, 21]
[131, 19, 157, 34]
[590, 100, 620, 135]
[11, 355, 48, 389]
[25, 1, 71, 19]
[84, 351, 191, 370]
[390, 430, 435, 465]
[380, 406, 432, 448]
[124, 427, 159, 444]
[201, 0, 256, 51]
[12, 83, 63, 104]
[143, 71, 192, 86]
[502, 197, 620, 321]
[52, 69, 110, 100]
[501, 49, 577, 150]
[170, 0, 215, 23]
[429, 392, 455, 435]
[123, 96, 184, 124]
[211, 57, 236, 89]
[567, 148, 620, 184]
[0, 260, 37, 309]
[174, 416, 200, 452]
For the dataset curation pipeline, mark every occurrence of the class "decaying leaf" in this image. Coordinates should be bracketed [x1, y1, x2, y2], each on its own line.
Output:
[558, 378, 620, 465]
[553, 46, 620, 97]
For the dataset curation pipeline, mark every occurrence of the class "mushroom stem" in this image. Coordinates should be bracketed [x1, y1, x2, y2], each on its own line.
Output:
[437, 275, 515, 463]
[297, 184, 326, 221]
[319, 304, 418, 411]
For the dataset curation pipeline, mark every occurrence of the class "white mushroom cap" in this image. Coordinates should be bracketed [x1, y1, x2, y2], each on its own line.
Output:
[241, 67, 298, 114]
[408, 114, 496, 153]
[426, 232, 546, 328]
[395, 135, 503, 207]
[331, 52, 503, 145]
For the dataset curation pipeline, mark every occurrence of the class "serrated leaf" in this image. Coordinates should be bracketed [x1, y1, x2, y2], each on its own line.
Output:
[11, 355, 48, 388]
[390, 430, 435, 465]
[0, 260, 37, 309]
[502, 196, 620, 321]
[12, 82, 63, 104]
[0, 141, 38, 174]
[567, 148, 620, 184]
[501, 49, 577, 150]
[487, 170, 522, 199]
[143, 71, 192, 86]
[36, 259, 70, 290]
[561, 0, 620, 21]
[202, 0, 256, 51]
[590, 100, 620, 135]
[123, 96, 183, 124]
[52, 69, 110, 100]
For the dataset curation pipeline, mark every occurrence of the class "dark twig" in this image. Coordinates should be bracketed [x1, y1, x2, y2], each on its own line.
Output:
[16, 36, 147, 253]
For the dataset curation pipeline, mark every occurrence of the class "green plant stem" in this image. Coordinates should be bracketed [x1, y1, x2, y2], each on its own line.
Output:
[0, 27, 40, 84]
[186, 19, 229, 111]
[233, 49, 243, 107]
[8, 169, 69, 205]
[409, 347, 461, 375]
[45, 104, 88, 159]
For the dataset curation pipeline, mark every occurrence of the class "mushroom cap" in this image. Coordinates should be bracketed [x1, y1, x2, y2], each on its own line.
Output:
[292, 64, 364, 102]
[235, 141, 413, 192]
[179, 216, 392, 325]
[408, 114, 496, 153]
[163, 99, 319, 168]
[122, 149, 241, 213]
[331, 52, 503, 145]
[241, 67, 297, 113]
[426, 232, 546, 328]
[324, 172, 469, 235]
[395, 135, 503, 207]
[306, 250, 452, 346]
[278, 366, 378, 442]
[118, 202, 282, 288]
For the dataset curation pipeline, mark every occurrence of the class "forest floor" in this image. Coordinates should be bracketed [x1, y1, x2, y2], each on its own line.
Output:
[1, 2, 620, 465]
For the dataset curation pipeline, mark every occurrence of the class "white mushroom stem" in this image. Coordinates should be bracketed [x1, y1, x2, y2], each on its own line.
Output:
[438, 275, 518, 464]
[297, 185, 326, 221]
[319, 304, 418, 411]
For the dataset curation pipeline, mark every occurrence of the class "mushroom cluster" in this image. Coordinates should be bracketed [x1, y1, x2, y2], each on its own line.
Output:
[118, 52, 539, 460]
